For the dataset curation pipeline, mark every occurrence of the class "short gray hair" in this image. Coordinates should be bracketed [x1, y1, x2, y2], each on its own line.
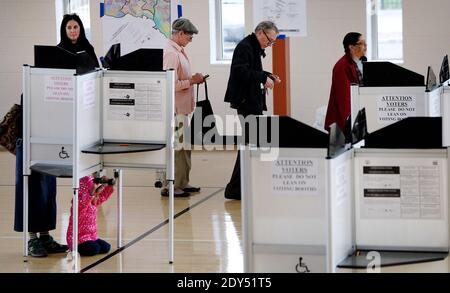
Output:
[254, 21, 279, 34]
[172, 18, 199, 35]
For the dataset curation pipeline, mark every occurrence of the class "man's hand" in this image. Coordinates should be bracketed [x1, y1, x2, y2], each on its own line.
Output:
[270, 74, 282, 84]
[264, 77, 275, 89]
[190, 73, 204, 85]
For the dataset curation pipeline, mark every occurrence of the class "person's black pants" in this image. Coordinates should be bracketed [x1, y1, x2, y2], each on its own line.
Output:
[225, 110, 256, 200]
[78, 238, 111, 256]
[14, 139, 57, 232]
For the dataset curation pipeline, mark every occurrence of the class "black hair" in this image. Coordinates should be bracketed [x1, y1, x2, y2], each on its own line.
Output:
[59, 13, 89, 47]
[343, 32, 362, 54]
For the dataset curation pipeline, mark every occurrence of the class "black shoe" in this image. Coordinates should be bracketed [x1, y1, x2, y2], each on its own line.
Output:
[40, 235, 68, 253]
[28, 238, 47, 257]
[224, 183, 241, 200]
[160, 189, 190, 197]
[183, 186, 201, 193]
[224, 193, 241, 200]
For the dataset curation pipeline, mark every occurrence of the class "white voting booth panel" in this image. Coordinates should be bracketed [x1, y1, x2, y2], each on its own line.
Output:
[242, 148, 354, 273]
[74, 71, 103, 185]
[102, 71, 167, 143]
[354, 149, 449, 251]
[23, 66, 175, 271]
[26, 68, 74, 168]
[101, 70, 170, 168]
[23, 67, 102, 182]
[442, 85, 450, 146]
[23, 66, 103, 269]
[351, 85, 442, 134]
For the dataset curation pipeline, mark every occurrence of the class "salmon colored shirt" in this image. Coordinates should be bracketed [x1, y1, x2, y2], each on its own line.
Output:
[163, 39, 195, 115]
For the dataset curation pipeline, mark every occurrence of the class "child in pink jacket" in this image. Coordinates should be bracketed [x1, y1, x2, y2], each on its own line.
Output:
[66, 175, 114, 256]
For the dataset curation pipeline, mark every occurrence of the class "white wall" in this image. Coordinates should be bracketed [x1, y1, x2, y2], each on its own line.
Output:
[403, 0, 450, 78]
[180, 0, 274, 135]
[1, 0, 450, 129]
[0, 0, 56, 117]
[290, 0, 366, 126]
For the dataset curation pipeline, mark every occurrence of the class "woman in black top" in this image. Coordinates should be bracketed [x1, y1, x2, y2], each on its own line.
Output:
[14, 13, 100, 258]
[57, 13, 99, 67]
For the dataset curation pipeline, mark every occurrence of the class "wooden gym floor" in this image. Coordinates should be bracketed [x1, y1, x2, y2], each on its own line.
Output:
[0, 149, 242, 273]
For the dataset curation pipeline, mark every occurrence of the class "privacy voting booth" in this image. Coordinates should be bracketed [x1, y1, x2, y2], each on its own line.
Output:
[351, 62, 442, 134]
[337, 59, 450, 268]
[443, 83, 450, 146]
[22, 54, 175, 272]
[242, 115, 450, 272]
[336, 117, 450, 269]
[440, 54, 450, 145]
[241, 117, 354, 273]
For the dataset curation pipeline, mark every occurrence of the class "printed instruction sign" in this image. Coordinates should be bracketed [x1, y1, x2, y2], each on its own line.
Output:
[106, 78, 163, 121]
[335, 161, 350, 206]
[377, 95, 416, 123]
[83, 79, 96, 109]
[361, 160, 442, 220]
[272, 157, 319, 195]
[44, 75, 74, 103]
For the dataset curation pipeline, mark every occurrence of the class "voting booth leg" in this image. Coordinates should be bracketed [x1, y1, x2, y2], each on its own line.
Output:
[71, 188, 80, 273]
[167, 140, 175, 264]
[22, 176, 29, 259]
[168, 179, 174, 264]
[115, 169, 123, 248]
[240, 148, 252, 272]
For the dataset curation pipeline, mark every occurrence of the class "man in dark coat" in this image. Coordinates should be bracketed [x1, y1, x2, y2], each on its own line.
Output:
[224, 21, 280, 200]
[324, 32, 367, 132]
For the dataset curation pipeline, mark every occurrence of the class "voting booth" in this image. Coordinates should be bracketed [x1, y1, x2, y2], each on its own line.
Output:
[241, 117, 354, 273]
[335, 117, 450, 269]
[242, 115, 450, 272]
[351, 62, 442, 134]
[442, 82, 450, 146]
[22, 65, 175, 272]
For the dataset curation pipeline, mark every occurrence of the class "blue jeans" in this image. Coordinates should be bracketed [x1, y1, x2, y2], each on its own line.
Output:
[14, 139, 57, 232]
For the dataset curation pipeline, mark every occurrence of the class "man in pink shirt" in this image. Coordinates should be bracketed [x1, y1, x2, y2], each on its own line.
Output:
[162, 18, 205, 197]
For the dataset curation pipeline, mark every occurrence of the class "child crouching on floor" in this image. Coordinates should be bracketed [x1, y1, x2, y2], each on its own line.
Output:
[66, 174, 115, 256]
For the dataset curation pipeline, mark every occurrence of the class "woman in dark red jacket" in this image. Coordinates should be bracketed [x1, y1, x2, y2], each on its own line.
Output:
[324, 32, 367, 132]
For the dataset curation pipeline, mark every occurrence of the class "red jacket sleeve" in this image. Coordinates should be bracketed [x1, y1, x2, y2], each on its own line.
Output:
[332, 64, 352, 130]
[94, 185, 114, 206]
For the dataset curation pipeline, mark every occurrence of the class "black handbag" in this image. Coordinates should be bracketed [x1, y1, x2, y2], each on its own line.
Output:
[188, 80, 218, 145]
[0, 103, 21, 155]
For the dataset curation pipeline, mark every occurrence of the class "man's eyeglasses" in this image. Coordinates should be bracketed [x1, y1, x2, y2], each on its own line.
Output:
[263, 30, 276, 46]
[355, 41, 367, 47]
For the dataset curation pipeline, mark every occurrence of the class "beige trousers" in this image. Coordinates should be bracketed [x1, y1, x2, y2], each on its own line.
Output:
[174, 114, 191, 189]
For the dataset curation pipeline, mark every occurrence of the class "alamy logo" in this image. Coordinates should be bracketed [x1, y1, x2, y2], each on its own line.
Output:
[175, 111, 281, 161]
[366, 251, 381, 273]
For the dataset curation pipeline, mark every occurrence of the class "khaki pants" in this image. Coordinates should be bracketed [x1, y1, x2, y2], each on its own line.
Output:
[174, 114, 191, 189]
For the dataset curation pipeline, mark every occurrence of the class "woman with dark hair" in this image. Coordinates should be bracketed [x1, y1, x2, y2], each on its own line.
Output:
[324, 32, 367, 132]
[57, 13, 99, 67]
[14, 14, 100, 258]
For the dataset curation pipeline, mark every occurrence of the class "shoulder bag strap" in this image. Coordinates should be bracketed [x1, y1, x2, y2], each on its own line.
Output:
[196, 78, 209, 103]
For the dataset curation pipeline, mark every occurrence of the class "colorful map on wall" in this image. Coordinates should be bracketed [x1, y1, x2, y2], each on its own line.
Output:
[102, 0, 173, 56]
